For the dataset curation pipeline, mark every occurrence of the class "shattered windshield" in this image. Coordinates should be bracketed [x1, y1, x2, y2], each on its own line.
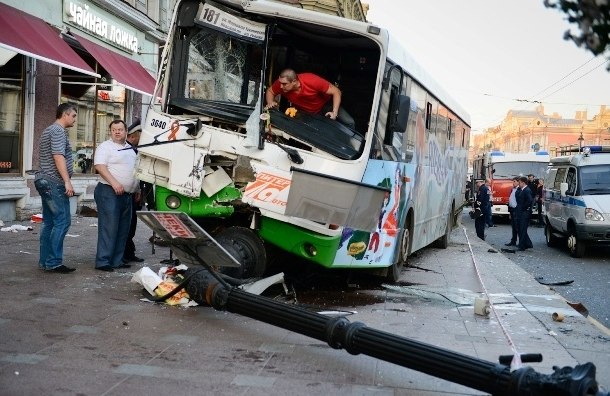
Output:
[579, 164, 610, 194]
[185, 28, 262, 105]
[492, 162, 548, 179]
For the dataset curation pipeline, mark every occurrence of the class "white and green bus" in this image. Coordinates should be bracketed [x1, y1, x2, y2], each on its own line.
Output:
[135, 0, 471, 281]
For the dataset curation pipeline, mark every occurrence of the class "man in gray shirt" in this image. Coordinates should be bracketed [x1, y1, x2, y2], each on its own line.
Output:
[34, 103, 78, 273]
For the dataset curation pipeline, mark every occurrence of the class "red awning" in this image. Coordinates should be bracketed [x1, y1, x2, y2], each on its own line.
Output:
[71, 33, 156, 96]
[0, 3, 98, 77]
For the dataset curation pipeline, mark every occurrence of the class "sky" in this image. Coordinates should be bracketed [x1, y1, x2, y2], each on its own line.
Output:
[365, 0, 610, 133]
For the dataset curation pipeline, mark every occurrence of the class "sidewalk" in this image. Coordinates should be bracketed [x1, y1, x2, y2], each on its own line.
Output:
[0, 215, 608, 395]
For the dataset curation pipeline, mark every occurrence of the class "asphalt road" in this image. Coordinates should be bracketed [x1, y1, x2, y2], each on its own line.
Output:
[461, 210, 610, 330]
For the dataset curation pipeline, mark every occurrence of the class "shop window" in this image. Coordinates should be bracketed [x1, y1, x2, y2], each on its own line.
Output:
[61, 67, 125, 174]
[0, 54, 23, 174]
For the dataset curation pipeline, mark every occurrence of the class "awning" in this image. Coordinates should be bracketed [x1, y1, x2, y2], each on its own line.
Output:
[71, 33, 156, 96]
[0, 3, 98, 77]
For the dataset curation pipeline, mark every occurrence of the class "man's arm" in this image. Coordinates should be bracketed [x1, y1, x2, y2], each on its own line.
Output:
[324, 84, 342, 120]
[265, 86, 279, 110]
[95, 164, 125, 195]
[53, 154, 74, 197]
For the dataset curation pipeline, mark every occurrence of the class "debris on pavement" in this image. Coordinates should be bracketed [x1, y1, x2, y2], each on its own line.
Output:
[1, 224, 33, 232]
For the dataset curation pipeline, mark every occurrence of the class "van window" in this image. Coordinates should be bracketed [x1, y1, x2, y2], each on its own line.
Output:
[566, 167, 577, 195]
[553, 168, 566, 190]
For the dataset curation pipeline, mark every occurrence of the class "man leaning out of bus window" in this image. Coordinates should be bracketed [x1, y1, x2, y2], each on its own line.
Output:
[265, 68, 355, 129]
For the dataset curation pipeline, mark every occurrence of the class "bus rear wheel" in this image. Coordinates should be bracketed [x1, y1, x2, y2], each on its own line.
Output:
[387, 227, 410, 282]
[216, 227, 267, 279]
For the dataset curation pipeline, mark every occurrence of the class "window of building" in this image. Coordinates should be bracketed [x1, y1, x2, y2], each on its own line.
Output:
[61, 66, 125, 175]
[0, 54, 23, 174]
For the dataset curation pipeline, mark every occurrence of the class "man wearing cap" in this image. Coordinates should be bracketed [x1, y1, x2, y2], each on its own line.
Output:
[122, 119, 145, 264]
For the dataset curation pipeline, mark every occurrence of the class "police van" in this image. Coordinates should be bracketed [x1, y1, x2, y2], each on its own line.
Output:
[544, 146, 610, 257]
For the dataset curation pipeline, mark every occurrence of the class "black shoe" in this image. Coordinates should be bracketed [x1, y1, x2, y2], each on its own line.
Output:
[505, 242, 516, 246]
[123, 256, 144, 263]
[48, 265, 76, 273]
[96, 265, 114, 272]
[117, 263, 131, 269]
[518, 247, 527, 251]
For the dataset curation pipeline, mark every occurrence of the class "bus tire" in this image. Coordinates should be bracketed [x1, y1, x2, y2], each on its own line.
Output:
[216, 227, 267, 279]
[387, 226, 410, 283]
[434, 205, 454, 249]
[567, 225, 586, 258]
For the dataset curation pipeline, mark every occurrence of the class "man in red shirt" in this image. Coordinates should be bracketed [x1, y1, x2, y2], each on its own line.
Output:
[265, 68, 355, 129]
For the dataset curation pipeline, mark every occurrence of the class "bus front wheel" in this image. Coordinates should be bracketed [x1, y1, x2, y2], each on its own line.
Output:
[216, 226, 267, 279]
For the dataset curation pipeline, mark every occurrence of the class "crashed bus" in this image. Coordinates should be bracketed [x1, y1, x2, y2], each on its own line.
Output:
[135, 0, 471, 281]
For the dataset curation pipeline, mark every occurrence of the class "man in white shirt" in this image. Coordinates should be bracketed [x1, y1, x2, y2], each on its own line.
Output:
[93, 120, 140, 272]
[505, 177, 519, 246]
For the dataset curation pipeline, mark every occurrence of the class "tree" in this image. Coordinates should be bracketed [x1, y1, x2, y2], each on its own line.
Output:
[544, 0, 610, 69]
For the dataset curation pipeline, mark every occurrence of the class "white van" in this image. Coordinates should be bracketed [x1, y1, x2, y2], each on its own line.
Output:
[545, 146, 610, 257]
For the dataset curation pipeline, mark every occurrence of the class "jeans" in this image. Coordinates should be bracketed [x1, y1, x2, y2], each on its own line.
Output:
[34, 177, 71, 270]
[94, 183, 132, 268]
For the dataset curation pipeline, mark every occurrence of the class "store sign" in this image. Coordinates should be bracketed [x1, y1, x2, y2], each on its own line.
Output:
[65, 1, 138, 54]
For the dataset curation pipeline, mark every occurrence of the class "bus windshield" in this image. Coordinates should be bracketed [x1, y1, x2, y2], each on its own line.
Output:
[492, 162, 547, 179]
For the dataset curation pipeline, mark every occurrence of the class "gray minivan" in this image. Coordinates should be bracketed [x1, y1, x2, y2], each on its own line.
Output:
[544, 146, 610, 257]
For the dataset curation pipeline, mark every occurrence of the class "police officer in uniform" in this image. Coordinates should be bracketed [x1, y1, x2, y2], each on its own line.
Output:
[473, 179, 486, 240]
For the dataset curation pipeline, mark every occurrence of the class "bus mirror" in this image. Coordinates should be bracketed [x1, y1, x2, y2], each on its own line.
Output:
[560, 182, 568, 197]
[389, 95, 410, 132]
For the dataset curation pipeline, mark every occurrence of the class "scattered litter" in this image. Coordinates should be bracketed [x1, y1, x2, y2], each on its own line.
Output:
[0, 220, 4, 227]
[552, 312, 565, 322]
[488, 248, 498, 253]
[535, 276, 574, 286]
[1, 224, 34, 232]
[19, 251, 32, 255]
[31, 214, 43, 223]
[548, 330, 557, 336]
[500, 248, 516, 254]
[65, 234, 80, 238]
[89, 223, 98, 227]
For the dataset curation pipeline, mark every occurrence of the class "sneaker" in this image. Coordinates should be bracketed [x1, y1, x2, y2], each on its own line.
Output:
[47, 265, 76, 273]
[117, 263, 132, 269]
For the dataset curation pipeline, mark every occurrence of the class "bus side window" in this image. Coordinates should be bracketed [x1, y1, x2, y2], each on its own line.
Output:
[566, 167, 577, 195]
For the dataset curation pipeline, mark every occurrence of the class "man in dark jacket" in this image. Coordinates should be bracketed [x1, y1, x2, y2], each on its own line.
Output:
[473, 179, 486, 240]
[516, 176, 534, 251]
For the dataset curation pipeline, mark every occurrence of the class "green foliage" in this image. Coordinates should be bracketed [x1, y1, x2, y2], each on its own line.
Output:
[544, 0, 610, 68]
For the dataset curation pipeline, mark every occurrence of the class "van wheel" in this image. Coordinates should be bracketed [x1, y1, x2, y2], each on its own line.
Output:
[545, 221, 558, 247]
[567, 227, 586, 258]
[387, 227, 410, 283]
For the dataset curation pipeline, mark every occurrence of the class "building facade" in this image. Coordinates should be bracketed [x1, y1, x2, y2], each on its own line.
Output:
[470, 105, 610, 164]
[0, 0, 168, 221]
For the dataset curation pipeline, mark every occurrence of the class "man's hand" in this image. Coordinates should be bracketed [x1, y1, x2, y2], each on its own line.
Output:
[64, 181, 74, 197]
[264, 101, 279, 110]
[325, 111, 338, 120]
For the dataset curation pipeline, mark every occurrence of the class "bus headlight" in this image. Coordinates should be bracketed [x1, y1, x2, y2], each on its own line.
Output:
[585, 208, 604, 221]
[165, 195, 181, 209]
